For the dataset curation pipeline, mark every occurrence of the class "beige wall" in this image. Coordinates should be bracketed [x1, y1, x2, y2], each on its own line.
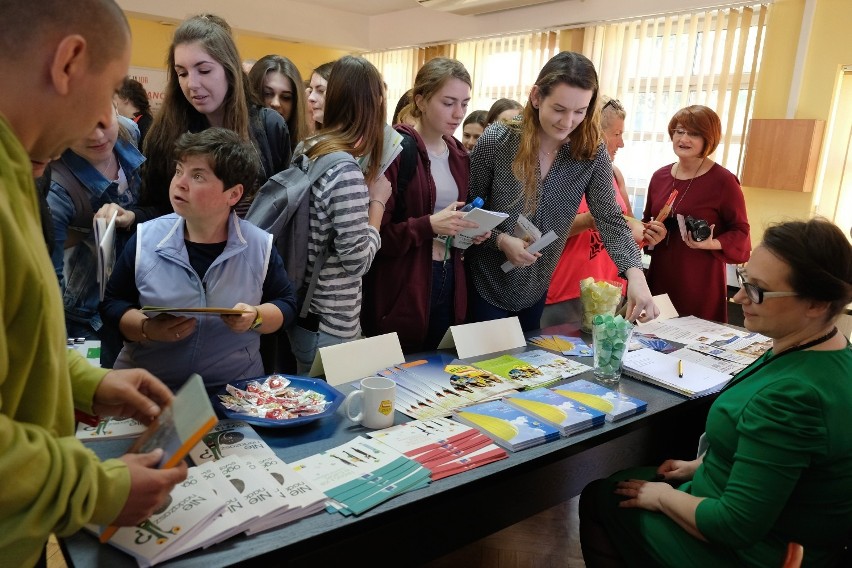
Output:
[127, 16, 350, 82]
[746, 0, 852, 243]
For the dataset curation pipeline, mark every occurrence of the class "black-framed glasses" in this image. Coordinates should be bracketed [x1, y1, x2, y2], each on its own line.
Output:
[602, 98, 623, 112]
[735, 268, 798, 304]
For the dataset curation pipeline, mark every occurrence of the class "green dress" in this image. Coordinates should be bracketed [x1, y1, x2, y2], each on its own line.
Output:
[586, 346, 852, 567]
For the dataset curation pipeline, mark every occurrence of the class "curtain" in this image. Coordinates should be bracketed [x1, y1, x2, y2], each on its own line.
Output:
[582, 4, 769, 216]
[363, 48, 425, 123]
[453, 31, 560, 116]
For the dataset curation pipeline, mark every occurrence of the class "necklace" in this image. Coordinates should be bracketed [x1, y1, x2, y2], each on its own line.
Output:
[96, 153, 115, 180]
[719, 326, 839, 394]
[671, 156, 706, 214]
[427, 139, 448, 158]
[539, 146, 558, 157]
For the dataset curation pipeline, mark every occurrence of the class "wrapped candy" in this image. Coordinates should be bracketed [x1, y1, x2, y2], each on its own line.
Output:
[579, 278, 623, 332]
[591, 314, 634, 383]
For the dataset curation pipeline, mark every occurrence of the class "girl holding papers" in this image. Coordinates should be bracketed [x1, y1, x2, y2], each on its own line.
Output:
[580, 218, 852, 568]
[362, 58, 486, 352]
[465, 52, 660, 330]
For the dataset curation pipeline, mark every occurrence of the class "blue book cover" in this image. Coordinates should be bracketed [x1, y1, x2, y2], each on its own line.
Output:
[551, 379, 647, 422]
[503, 388, 605, 435]
[452, 400, 560, 452]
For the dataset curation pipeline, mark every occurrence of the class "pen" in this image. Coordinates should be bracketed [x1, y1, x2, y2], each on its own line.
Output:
[678, 359, 684, 378]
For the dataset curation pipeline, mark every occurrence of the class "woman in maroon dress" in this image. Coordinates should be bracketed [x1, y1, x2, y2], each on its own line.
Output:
[643, 105, 750, 322]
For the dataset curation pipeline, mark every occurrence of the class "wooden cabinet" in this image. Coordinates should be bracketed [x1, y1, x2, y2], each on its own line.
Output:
[741, 119, 825, 192]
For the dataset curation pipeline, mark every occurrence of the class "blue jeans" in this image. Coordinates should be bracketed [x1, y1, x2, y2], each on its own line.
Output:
[424, 260, 454, 350]
[467, 288, 547, 332]
[287, 324, 352, 376]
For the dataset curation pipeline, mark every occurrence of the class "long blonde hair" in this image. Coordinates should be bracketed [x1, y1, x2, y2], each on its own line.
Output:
[305, 56, 386, 183]
[512, 52, 602, 211]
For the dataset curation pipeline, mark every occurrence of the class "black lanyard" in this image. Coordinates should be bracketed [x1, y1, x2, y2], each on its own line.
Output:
[719, 327, 840, 394]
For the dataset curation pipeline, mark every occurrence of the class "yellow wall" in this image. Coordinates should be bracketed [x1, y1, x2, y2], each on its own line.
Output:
[745, 0, 852, 243]
[126, 16, 350, 82]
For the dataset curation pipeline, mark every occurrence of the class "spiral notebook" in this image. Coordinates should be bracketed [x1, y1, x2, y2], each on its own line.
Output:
[622, 348, 731, 398]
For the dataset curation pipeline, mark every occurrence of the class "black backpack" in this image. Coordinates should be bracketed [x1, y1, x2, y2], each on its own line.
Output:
[391, 132, 419, 223]
[246, 150, 357, 317]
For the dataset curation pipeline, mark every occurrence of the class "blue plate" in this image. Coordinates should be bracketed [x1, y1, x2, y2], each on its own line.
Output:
[212, 375, 344, 428]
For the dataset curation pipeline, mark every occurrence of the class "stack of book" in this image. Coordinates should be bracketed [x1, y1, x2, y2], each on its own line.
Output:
[290, 436, 431, 517]
[380, 354, 518, 420]
[367, 417, 508, 480]
[551, 379, 648, 422]
[452, 399, 561, 451]
[472, 349, 591, 389]
[93, 418, 326, 566]
[502, 388, 605, 435]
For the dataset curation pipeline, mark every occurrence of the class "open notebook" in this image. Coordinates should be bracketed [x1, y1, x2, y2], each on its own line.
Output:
[622, 348, 732, 398]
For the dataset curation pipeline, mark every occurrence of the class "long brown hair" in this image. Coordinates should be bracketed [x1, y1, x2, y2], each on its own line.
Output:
[513, 51, 601, 210]
[248, 54, 309, 149]
[305, 56, 385, 184]
[143, 14, 252, 192]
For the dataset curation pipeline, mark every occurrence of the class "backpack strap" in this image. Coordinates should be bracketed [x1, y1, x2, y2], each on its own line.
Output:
[49, 159, 94, 248]
[299, 151, 358, 318]
[391, 132, 419, 223]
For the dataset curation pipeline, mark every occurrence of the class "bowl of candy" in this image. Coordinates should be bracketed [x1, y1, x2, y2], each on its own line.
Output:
[212, 374, 344, 428]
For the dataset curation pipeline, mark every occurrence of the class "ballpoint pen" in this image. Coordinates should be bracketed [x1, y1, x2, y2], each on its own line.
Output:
[678, 359, 684, 378]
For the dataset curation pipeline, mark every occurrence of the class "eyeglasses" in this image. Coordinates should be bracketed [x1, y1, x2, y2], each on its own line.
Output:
[602, 98, 623, 112]
[735, 268, 798, 304]
[672, 128, 702, 139]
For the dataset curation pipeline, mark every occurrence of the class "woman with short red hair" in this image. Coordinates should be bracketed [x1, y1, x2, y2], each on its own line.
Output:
[642, 105, 751, 322]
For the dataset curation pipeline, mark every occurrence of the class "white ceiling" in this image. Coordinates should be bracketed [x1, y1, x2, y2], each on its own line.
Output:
[118, 0, 741, 53]
[303, 0, 415, 16]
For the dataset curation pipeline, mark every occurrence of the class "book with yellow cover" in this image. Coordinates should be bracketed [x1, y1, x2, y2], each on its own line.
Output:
[503, 388, 605, 435]
[452, 399, 560, 451]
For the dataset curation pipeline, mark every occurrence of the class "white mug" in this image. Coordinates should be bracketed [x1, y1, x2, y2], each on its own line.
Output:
[343, 376, 396, 429]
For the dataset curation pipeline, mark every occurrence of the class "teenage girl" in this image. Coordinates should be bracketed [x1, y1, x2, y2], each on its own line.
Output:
[140, 14, 290, 221]
[248, 54, 309, 151]
[363, 57, 484, 352]
[465, 51, 659, 330]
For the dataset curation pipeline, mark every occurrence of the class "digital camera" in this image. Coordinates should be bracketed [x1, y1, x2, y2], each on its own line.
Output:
[684, 216, 711, 242]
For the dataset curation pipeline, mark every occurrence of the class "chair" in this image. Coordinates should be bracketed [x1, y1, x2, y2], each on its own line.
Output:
[781, 542, 803, 568]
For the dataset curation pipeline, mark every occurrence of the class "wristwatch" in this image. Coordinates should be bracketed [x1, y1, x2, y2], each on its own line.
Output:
[250, 306, 263, 330]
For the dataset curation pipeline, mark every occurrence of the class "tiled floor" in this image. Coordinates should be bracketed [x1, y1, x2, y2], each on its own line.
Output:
[422, 497, 586, 568]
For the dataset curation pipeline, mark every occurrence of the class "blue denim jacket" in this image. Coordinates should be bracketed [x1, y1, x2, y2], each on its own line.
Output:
[47, 135, 144, 333]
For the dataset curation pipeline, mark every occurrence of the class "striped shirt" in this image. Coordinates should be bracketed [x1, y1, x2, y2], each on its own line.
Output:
[306, 160, 381, 338]
[465, 121, 641, 312]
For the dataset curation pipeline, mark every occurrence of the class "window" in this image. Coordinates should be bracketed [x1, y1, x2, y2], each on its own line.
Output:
[583, 5, 769, 217]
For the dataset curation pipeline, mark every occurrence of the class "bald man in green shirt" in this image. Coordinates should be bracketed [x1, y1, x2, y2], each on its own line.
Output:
[0, 1, 187, 565]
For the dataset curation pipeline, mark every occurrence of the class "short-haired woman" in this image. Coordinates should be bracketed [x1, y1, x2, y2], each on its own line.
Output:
[580, 217, 852, 568]
[101, 128, 296, 391]
[643, 105, 751, 322]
